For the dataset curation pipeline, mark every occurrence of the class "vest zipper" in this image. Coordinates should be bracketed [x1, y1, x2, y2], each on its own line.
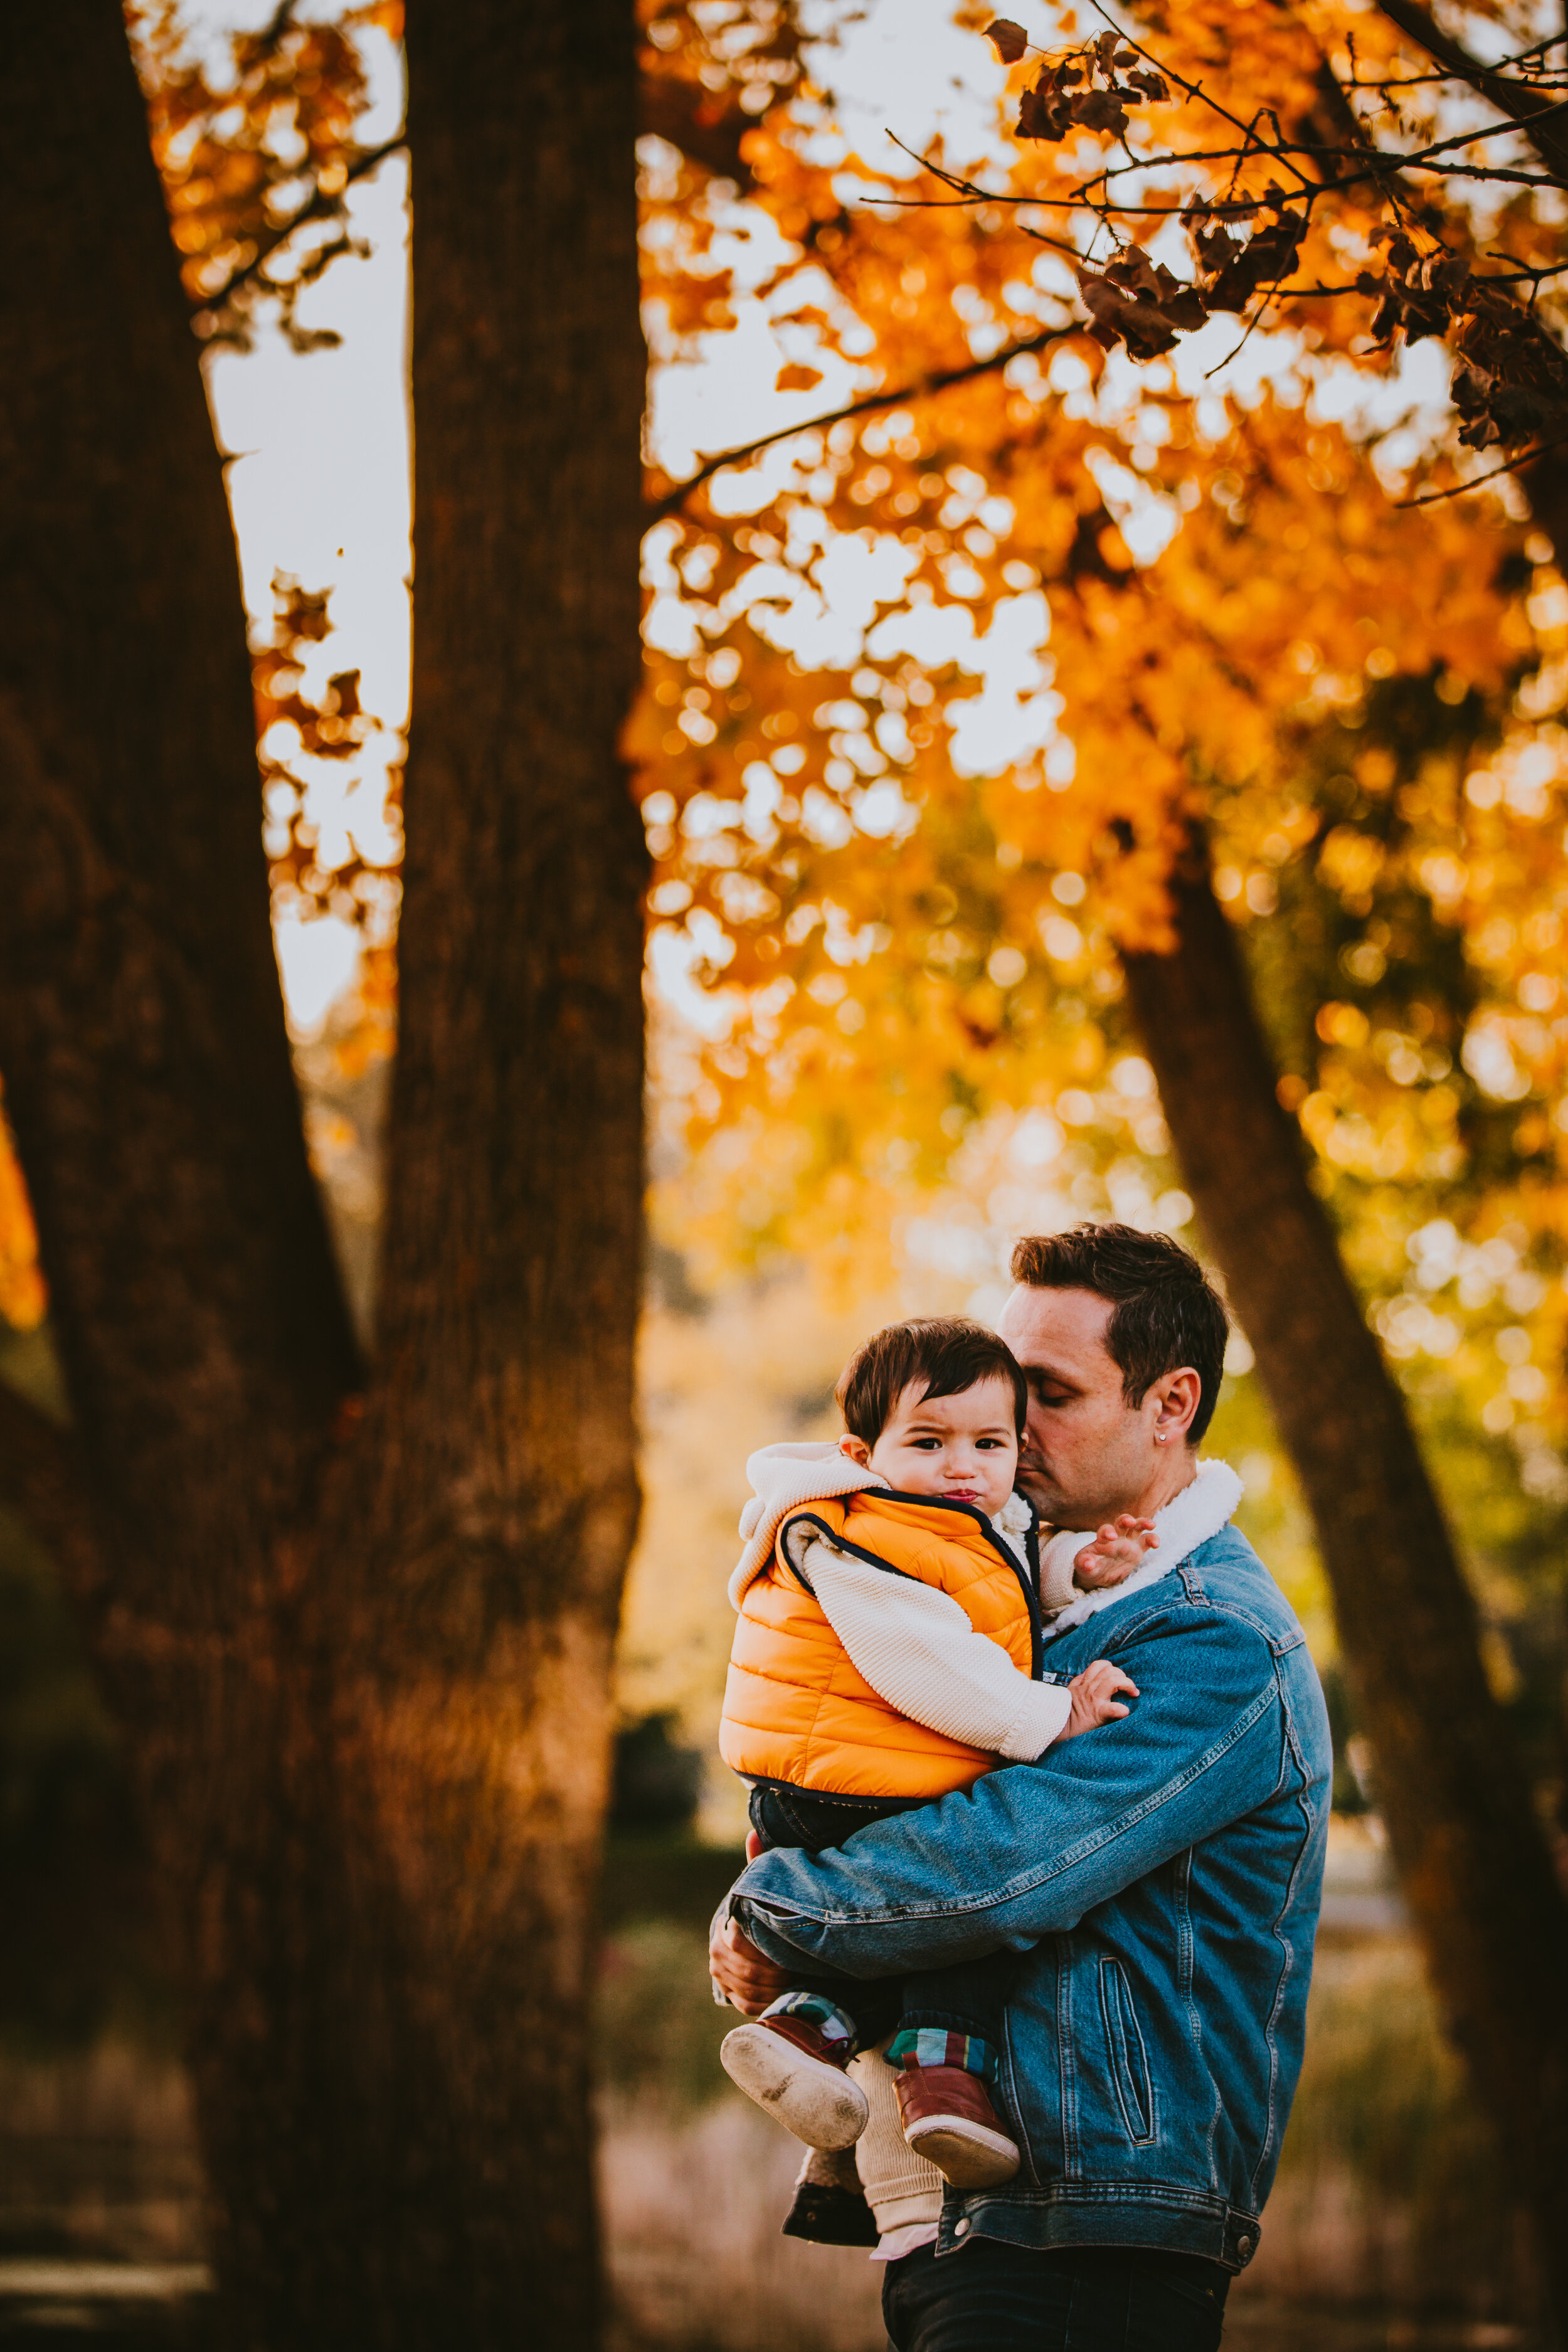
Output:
[876, 1490, 1044, 1680]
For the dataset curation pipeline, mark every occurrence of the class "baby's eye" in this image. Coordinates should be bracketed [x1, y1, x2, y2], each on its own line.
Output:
[975, 1436, 1009, 1449]
[908, 1436, 941, 1449]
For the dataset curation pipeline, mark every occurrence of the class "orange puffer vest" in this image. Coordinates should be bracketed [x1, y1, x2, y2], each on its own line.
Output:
[720, 1491, 1042, 1803]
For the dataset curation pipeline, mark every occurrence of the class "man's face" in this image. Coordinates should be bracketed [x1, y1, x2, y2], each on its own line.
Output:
[996, 1283, 1165, 1528]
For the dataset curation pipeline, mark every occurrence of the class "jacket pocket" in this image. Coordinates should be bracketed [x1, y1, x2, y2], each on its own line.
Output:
[1097, 1959, 1157, 2146]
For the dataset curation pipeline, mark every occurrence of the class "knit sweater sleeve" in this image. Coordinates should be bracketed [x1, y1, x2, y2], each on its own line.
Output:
[1039, 1528, 1092, 1616]
[795, 1535, 1072, 1762]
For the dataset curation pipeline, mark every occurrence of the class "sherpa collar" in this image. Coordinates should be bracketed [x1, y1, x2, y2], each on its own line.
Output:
[1041, 1458, 1244, 1642]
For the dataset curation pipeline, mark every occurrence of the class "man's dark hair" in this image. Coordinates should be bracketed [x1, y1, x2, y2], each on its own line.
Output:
[1009, 1224, 1229, 1444]
[836, 1317, 1027, 1447]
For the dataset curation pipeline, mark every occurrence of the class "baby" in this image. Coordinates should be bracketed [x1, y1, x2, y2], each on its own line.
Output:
[716, 1315, 1152, 2196]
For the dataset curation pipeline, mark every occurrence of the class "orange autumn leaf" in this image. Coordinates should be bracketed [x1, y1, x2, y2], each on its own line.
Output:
[0, 1096, 45, 1332]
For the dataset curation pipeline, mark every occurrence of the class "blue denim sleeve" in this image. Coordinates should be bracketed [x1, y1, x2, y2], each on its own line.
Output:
[729, 1609, 1285, 1979]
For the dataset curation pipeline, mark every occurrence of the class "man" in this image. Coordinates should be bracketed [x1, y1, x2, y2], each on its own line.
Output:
[711, 1224, 1331, 2351]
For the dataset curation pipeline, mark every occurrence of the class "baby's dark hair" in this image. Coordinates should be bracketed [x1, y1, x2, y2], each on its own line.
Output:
[835, 1317, 1027, 1447]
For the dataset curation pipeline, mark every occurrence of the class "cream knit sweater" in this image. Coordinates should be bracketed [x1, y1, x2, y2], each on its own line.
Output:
[733, 1444, 1079, 1767]
[787, 1492, 1074, 1762]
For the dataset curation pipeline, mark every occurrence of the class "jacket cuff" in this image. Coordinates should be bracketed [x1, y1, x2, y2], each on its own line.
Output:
[996, 1679, 1073, 1761]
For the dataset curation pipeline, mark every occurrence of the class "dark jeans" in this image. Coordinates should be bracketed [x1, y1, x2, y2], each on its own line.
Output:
[882, 2239, 1231, 2352]
[748, 1785, 1015, 2065]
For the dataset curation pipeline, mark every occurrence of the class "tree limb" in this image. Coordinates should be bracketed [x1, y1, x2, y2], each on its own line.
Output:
[196, 70, 764, 327]
[1376, 0, 1568, 186]
[647, 321, 1076, 521]
[1397, 432, 1568, 504]
[193, 134, 406, 319]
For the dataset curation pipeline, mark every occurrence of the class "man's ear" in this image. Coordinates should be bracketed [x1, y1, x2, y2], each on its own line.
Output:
[839, 1433, 872, 1468]
[1152, 1367, 1202, 1445]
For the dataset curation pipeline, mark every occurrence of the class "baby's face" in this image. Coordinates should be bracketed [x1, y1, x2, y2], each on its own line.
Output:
[862, 1376, 1020, 1515]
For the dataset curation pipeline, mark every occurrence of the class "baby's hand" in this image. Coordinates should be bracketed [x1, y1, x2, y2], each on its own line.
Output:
[1057, 1658, 1140, 1742]
[1073, 1515, 1157, 1591]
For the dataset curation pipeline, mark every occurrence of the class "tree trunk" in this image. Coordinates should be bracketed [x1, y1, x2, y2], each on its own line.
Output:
[320, 1, 647, 2338]
[0, 4, 646, 2346]
[1122, 835, 1568, 2321]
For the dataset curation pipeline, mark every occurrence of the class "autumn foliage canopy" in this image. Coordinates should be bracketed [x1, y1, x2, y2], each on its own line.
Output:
[7, 0, 1568, 1491]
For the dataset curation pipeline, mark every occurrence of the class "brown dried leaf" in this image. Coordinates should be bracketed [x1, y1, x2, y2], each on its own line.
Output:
[1019, 79, 1076, 140]
[1078, 256, 1208, 359]
[1194, 211, 1304, 312]
[1073, 86, 1130, 136]
[986, 18, 1029, 64]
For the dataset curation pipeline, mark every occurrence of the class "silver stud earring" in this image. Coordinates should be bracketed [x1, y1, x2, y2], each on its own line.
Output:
[1155, 1433, 1167, 1444]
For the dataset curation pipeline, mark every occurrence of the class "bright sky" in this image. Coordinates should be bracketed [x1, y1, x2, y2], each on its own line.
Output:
[186, 0, 1454, 1037]
[185, 2, 408, 1031]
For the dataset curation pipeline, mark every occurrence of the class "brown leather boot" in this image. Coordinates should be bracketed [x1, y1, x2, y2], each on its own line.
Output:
[894, 2063, 1020, 2190]
[721, 2015, 869, 2149]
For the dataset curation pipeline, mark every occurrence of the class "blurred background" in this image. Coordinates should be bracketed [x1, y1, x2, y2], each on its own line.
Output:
[2, 0, 1565, 2343]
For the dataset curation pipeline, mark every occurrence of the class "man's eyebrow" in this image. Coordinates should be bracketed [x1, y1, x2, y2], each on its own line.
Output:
[1025, 1362, 1083, 1392]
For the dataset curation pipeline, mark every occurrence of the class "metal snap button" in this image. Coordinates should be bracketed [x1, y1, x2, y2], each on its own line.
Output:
[953, 2219, 970, 2237]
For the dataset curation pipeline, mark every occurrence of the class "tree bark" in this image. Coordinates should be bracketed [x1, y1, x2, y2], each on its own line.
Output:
[314, 3, 647, 2339]
[1122, 836, 1568, 2321]
[0, 4, 645, 2346]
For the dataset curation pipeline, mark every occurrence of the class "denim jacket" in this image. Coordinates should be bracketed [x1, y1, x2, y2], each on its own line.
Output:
[728, 1522, 1332, 2272]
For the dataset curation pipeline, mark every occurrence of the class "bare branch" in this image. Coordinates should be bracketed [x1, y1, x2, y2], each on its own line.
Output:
[645, 322, 1076, 521]
[194, 65, 778, 332]
[1345, 25, 1568, 90]
[1396, 433, 1568, 505]
[1375, 0, 1568, 187]
[193, 135, 406, 321]
[254, 1, 299, 56]
[1083, 0, 1296, 168]
[867, 125, 1564, 228]
[804, 12, 1568, 469]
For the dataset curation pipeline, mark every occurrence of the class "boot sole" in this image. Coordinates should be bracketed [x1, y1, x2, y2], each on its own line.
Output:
[903, 2114, 1021, 2190]
[720, 2025, 869, 2150]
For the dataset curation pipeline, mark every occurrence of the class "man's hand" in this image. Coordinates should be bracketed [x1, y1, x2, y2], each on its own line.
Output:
[709, 1910, 796, 2015]
[709, 1828, 798, 2014]
[1073, 1515, 1157, 1591]
[1057, 1657, 1140, 1741]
